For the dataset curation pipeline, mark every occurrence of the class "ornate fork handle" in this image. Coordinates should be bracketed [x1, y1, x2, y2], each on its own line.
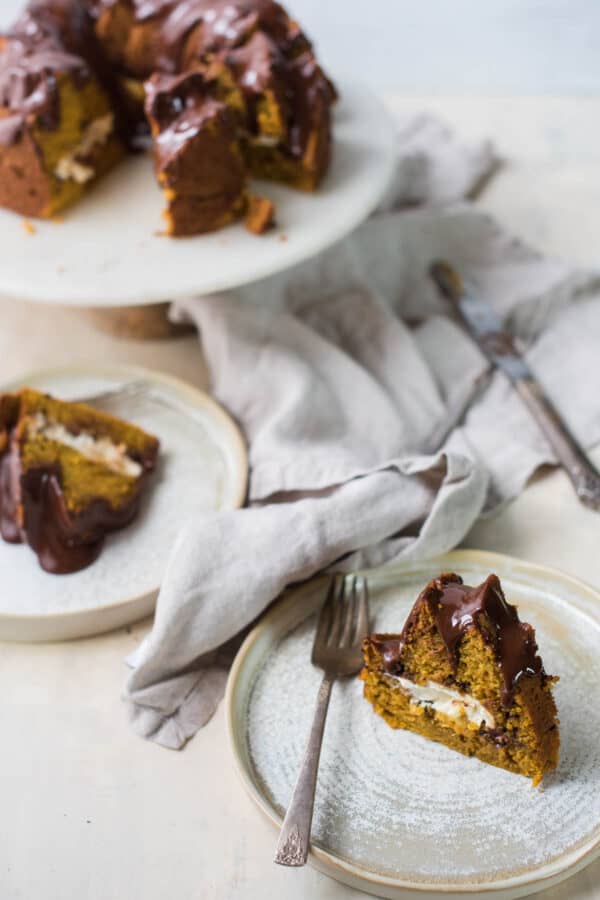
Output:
[516, 378, 600, 510]
[274, 673, 334, 867]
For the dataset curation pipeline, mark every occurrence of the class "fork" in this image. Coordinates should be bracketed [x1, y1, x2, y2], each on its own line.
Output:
[274, 573, 370, 867]
[73, 381, 189, 418]
[73, 381, 152, 408]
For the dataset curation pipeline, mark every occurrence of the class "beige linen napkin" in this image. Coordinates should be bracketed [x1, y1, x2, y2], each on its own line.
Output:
[124, 113, 600, 749]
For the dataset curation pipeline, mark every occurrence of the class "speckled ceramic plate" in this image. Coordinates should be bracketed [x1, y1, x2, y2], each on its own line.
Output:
[226, 550, 600, 899]
[0, 83, 396, 307]
[0, 364, 247, 641]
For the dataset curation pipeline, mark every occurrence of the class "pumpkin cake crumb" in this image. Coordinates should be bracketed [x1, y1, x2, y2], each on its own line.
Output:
[361, 572, 560, 786]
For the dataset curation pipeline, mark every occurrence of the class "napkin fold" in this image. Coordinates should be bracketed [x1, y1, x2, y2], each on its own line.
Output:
[124, 112, 600, 749]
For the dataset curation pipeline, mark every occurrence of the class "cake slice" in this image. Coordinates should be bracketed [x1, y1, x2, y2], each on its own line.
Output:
[0, 6, 124, 219]
[224, 32, 334, 191]
[0, 388, 159, 574]
[144, 68, 248, 236]
[360, 572, 559, 785]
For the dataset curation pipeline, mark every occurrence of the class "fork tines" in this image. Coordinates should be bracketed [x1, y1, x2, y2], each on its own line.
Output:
[312, 574, 370, 671]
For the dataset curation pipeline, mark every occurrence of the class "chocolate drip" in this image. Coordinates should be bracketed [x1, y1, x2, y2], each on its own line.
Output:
[0, 429, 149, 575]
[378, 637, 404, 675]
[0, 2, 138, 148]
[19, 463, 105, 573]
[145, 70, 241, 188]
[286, 49, 331, 159]
[0, 2, 92, 146]
[153, 1, 260, 72]
[94, 0, 330, 159]
[0, 445, 21, 542]
[378, 572, 544, 707]
[0, 39, 87, 141]
[133, 0, 292, 50]
[1, 0, 334, 163]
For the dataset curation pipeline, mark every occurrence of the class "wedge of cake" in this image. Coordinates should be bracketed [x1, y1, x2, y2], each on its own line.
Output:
[361, 572, 559, 785]
[144, 69, 248, 236]
[0, 388, 159, 574]
[0, 6, 124, 219]
[224, 32, 335, 191]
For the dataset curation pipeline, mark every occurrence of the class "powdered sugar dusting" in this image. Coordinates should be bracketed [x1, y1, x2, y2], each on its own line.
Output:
[246, 567, 600, 885]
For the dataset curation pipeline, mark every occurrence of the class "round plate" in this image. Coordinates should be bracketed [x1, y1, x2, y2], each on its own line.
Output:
[0, 364, 247, 642]
[0, 83, 396, 307]
[226, 550, 600, 900]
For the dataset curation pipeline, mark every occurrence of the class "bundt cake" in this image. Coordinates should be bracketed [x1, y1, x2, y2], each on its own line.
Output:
[0, 0, 336, 235]
[360, 572, 560, 786]
[0, 388, 159, 574]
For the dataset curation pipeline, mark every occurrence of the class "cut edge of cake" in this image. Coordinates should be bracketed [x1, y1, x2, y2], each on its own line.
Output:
[360, 572, 560, 786]
[0, 388, 159, 574]
[0, 13, 125, 219]
[144, 68, 249, 237]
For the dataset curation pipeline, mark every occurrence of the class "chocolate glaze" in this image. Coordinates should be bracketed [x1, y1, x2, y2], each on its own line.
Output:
[95, 0, 332, 160]
[144, 69, 244, 196]
[20, 462, 146, 574]
[375, 572, 545, 707]
[0, 36, 88, 143]
[145, 68, 217, 130]
[0, 426, 155, 575]
[2, 0, 334, 165]
[224, 38, 332, 160]
[132, 0, 295, 58]
[286, 48, 332, 159]
[0, 2, 93, 145]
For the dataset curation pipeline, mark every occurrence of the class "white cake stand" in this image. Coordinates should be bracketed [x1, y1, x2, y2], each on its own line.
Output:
[0, 82, 396, 321]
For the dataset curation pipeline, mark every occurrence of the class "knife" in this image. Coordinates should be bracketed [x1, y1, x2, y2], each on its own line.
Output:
[430, 260, 600, 511]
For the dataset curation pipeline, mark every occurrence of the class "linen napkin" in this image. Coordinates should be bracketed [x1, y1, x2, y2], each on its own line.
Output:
[124, 113, 600, 749]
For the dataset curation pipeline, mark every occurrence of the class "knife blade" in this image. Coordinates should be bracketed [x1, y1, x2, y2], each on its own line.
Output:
[430, 259, 600, 511]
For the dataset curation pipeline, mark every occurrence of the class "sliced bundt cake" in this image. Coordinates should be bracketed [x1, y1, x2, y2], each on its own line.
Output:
[0, 0, 336, 232]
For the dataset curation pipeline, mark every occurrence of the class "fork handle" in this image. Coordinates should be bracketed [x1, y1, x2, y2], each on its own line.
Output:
[274, 672, 334, 867]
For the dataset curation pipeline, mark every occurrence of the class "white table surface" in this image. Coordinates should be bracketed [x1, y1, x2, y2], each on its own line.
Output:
[1, 96, 600, 900]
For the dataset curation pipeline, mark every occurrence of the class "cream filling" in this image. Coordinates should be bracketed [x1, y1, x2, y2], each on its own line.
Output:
[390, 674, 495, 729]
[54, 113, 114, 184]
[28, 413, 142, 479]
[254, 134, 280, 148]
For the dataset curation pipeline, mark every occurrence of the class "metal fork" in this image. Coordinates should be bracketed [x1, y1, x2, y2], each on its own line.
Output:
[73, 381, 152, 408]
[274, 573, 370, 868]
[73, 382, 188, 418]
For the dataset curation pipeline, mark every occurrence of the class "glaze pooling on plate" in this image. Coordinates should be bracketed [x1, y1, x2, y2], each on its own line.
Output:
[245, 566, 600, 886]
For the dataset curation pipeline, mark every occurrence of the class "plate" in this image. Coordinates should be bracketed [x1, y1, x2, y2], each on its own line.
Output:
[226, 550, 600, 900]
[0, 83, 396, 307]
[0, 364, 247, 642]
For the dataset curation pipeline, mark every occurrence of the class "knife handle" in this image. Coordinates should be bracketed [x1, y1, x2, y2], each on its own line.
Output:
[515, 378, 600, 511]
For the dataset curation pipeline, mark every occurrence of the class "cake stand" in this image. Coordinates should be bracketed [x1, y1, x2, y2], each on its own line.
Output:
[0, 83, 397, 337]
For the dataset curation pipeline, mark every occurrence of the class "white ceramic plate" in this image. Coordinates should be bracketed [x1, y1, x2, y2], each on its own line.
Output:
[0, 364, 247, 642]
[0, 83, 396, 307]
[226, 550, 600, 900]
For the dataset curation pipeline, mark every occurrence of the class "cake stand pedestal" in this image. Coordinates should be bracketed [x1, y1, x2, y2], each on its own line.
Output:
[81, 303, 195, 340]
